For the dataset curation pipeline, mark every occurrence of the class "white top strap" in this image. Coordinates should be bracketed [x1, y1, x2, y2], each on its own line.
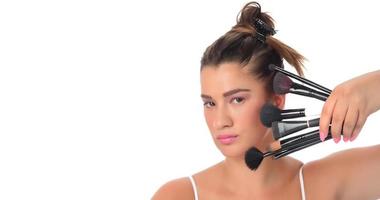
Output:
[299, 166, 306, 200]
[189, 176, 199, 200]
[189, 171, 305, 200]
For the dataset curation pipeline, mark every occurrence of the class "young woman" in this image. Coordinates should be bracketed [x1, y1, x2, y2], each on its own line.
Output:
[153, 2, 380, 199]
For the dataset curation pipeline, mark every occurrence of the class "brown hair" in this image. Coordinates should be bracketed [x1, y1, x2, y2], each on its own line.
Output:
[200, 2, 305, 93]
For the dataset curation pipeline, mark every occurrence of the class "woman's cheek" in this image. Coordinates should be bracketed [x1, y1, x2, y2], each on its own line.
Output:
[204, 111, 214, 131]
[243, 102, 262, 121]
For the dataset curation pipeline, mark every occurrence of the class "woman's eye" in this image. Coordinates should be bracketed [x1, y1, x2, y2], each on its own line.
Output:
[231, 97, 245, 104]
[203, 101, 215, 108]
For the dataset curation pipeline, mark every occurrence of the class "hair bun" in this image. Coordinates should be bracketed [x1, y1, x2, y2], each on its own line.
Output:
[235, 2, 276, 41]
[254, 18, 276, 42]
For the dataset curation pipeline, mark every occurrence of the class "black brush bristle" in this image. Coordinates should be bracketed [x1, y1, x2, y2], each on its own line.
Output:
[260, 103, 282, 127]
[245, 146, 264, 170]
[273, 73, 293, 94]
[272, 120, 310, 140]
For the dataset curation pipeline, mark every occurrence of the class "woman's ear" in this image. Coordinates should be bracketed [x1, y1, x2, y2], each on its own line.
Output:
[272, 94, 285, 109]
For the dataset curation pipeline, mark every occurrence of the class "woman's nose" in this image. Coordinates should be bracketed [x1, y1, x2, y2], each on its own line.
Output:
[213, 107, 233, 130]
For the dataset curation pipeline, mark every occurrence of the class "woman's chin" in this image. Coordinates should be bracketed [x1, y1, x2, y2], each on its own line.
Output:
[216, 144, 248, 158]
[213, 137, 264, 159]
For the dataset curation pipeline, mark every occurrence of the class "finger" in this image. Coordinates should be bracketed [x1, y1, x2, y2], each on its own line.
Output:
[319, 94, 337, 141]
[342, 105, 359, 142]
[330, 99, 348, 143]
[350, 111, 367, 142]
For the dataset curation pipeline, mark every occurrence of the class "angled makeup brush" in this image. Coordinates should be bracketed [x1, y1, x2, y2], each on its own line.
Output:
[273, 72, 329, 101]
[245, 130, 333, 170]
[272, 118, 320, 140]
[260, 103, 306, 127]
[269, 64, 332, 94]
[245, 146, 278, 171]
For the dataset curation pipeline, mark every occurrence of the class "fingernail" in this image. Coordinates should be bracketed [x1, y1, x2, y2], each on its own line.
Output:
[320, 132, 325, 141]
[350, 135, 358, 142]
[334, 137, 340, 143]
[343, 137, 349, 142]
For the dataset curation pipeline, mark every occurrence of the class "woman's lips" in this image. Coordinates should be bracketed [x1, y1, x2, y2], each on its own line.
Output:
[217, 134, 239, 145]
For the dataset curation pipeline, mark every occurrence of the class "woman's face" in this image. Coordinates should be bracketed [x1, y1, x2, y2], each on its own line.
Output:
[201, 62, 274, 158]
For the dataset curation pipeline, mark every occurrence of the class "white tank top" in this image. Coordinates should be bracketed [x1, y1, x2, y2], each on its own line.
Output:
[188, 175, 199, 200]
[189, 167, 306, 200]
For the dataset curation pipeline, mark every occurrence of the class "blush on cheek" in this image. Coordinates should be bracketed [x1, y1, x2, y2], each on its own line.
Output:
[240, 104, 262, 125]
[235, 103, 268, 141]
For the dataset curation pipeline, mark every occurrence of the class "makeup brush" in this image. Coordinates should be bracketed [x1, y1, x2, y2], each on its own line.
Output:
[274, 133, 333, 159]
[246, 131, 329, 170]
[272, 118, 320, 140]
[245, 146, 279, 171]
[246, 130, 333, 170]
[273, 72, 329, 101]
[269, 129, 320, 151]
[260, 103, 305, 127]
[269, 64, 332, 94]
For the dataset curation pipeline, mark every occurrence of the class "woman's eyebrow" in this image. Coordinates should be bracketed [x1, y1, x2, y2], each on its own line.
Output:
[201, 88, 251, 99]
[223, 88, 250, 97]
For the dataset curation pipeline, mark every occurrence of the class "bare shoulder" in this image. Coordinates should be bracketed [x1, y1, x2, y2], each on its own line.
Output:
[302, 144, 380, 198]
[152, 162, 222, 200]
[304, 144, 380, 174]
[151, 177, 194, 200]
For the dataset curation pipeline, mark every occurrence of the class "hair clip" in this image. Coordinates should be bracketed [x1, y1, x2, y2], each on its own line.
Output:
[254, 18, 276, 42]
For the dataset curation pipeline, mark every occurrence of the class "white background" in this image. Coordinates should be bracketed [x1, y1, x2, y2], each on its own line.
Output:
[1, 0, 379, 199]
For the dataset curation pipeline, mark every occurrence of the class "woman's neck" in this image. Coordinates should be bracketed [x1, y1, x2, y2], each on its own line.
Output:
[221, 148, 289, 196]
[216, 131, 296, 195]
[222, 155, 286, 190]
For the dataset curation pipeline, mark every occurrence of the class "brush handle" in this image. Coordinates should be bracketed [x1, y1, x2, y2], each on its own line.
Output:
[274, 138, 320, 159]
[308, 118, 320, 127]
[289, 90, 328, 101]
[270, 64, 332, 94]
[293, 82, 331, 97]
[274, 134, 333, 159]
[268, 130, 320, 157]
[292, 82, 330, 100]
[280, 129, 319, 146]
[308, 89, 329, 101]
[282, 112, 306, 119]
[280, 131, 320, 151]
[282, 108, 305, 113]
